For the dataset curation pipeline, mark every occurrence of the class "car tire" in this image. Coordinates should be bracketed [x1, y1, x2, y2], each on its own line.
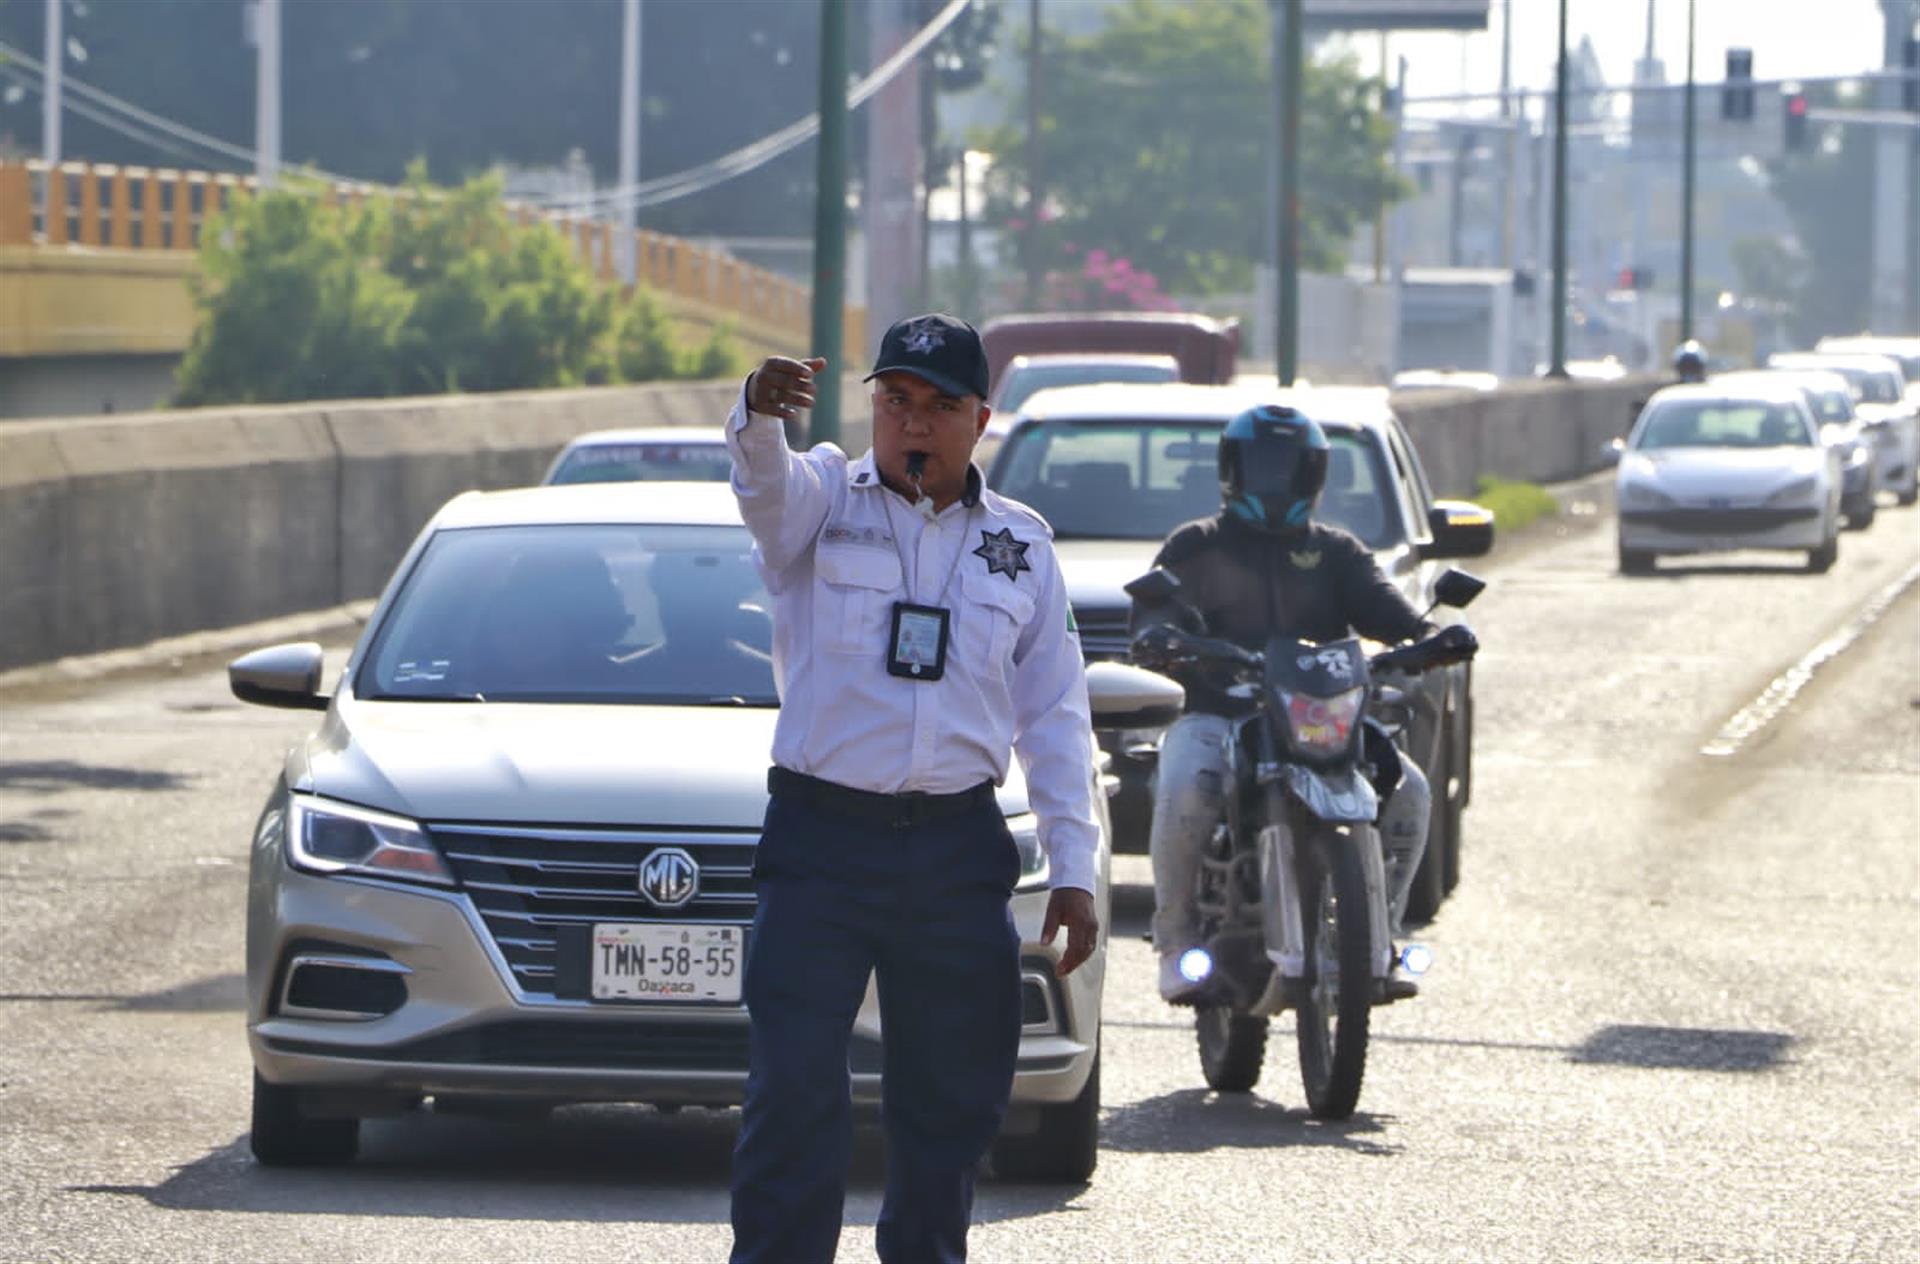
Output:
[250, 1071, 359, 1166]
[1847, 500, 1876, 530]
[1618, 545, 1656, 575]
[1404, 728, 1449, 929]
[1900, 480, 1919, 507]
[1807, 534, 1838, 573]
[990, 1042, 1099, 1183]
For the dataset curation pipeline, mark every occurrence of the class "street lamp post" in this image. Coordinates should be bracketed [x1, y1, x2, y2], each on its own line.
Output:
[1679, 0, 1697, 343]
[1549, 0, 1570, 378]
[41, 0, 61, 166]
[617, 0, 641, 286]
[254, 0, 281, 186]
[1275, 0, 1303, 387]
[810, 0, 849, 444]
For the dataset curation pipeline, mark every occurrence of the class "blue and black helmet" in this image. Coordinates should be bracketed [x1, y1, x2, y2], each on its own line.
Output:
[1219, 403, 1330, 532]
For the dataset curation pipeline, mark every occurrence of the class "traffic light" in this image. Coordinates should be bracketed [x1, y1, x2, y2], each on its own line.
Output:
[1783, 90, 1810, 151]
[1722, 48, 1754, 121]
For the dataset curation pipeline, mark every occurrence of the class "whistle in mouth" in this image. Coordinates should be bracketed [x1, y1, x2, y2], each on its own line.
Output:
[905, 452, 928, 480]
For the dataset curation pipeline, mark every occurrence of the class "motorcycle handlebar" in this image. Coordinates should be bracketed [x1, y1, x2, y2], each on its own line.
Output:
[1134, 624, 1477, 677]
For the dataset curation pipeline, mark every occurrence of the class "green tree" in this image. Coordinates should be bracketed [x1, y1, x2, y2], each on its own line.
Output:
[975, 0, 1404, 298]
[175, 171, 737, 407]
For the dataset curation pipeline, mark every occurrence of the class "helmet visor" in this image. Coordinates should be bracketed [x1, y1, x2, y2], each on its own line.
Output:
[1238, 432, 1318, 501]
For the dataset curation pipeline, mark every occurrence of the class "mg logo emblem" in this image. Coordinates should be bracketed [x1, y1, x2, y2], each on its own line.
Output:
[638, 847, 699, 909]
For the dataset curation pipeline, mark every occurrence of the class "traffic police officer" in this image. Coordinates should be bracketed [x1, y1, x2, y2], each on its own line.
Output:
[725, 313, 1101, 1264]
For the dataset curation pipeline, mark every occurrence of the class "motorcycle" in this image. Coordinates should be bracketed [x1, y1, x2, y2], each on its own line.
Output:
[1125, 566, 1484, 1119]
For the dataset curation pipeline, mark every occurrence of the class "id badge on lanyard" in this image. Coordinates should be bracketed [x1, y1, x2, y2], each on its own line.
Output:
[888, 602, 950, 680]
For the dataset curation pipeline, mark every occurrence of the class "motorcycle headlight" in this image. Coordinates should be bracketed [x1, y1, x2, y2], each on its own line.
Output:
[1766, 476, 1818, 506]
[287, 794, 454, 887]
[1007, 814, 1050, 890]
[1279, 686, 1366, 758]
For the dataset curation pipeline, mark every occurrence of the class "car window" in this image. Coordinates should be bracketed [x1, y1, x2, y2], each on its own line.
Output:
[550, 442, 733, 484]
[996, 361, 1181, 414]
[357, 524, 776, 705]
[1635, 402, 1814, 450]
[990, 420, 1398, 546]
[1863, 371, 1903, 404]
[1379, 418, 1430, 540]
[1803, 388, 1853, 423]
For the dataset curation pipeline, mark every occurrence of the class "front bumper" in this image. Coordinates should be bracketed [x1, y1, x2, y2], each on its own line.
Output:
[249, 867, 1098, 1109]
[1617, 506, 1827, 554]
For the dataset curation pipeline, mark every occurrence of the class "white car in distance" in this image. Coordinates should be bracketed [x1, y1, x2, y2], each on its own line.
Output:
[542, 427, 732, 485]
[1613, 382, 1842, 574]
[1768, 352, 1920, 507]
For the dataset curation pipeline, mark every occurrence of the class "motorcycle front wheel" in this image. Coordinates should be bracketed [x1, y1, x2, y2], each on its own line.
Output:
[1196, 1005, 1268, 1093]
[1295, 828, 1373, 1119]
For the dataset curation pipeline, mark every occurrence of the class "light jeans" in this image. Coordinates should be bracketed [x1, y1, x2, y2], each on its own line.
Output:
[1149, 712, 1433, 952]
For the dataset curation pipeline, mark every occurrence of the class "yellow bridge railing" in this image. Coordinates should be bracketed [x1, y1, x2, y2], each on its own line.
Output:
[0, 159, 858, 363]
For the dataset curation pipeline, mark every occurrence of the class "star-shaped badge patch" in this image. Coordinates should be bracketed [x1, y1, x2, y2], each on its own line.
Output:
[903, 317, 946, 354]
[973, 527, 1032, 581]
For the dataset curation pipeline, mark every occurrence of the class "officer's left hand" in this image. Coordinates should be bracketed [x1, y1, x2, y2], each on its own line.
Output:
[1043, 888, 1100, 977]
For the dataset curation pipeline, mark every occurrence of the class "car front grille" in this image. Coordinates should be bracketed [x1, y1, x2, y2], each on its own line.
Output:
[430, 824, 757, 1000]
[1075, 604, 1132, 661]
[1620, 507, 1819, 533]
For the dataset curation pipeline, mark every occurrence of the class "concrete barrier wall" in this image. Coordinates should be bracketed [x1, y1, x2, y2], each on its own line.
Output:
[0, 374, 1655, 672]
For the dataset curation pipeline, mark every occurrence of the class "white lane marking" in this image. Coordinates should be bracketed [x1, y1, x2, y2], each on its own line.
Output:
[1701, 558, 1920, 758]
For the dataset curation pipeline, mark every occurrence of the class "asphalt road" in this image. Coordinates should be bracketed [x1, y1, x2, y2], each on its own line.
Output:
[2, 489, 1916, 1262]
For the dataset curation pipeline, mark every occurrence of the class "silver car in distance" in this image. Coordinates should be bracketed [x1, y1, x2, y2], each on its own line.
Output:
[231, 482, 1153, 1183]
[1613, 381, 1843, 575]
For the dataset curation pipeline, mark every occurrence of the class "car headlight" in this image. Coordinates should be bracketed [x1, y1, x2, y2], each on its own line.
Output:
[287, 793, 454, 887]
[1007, 813, 1050, 890]
[1620, 480, 1672, 510]
[1846, 443, 1871, 467]
[1766, 476, 1819, 506]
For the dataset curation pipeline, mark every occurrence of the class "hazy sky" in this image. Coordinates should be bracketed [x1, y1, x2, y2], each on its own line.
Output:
[1340, 0, 1891, 105]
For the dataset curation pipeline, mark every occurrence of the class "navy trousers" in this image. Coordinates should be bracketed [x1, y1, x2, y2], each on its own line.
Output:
[728, 787, 1022, 1264]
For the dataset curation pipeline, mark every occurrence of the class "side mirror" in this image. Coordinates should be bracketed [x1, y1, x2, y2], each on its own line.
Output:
[1122, 567, 1181, 605]
[1085, 661, 1186, 730]
[1601, 436, 1626, 465]
[1432, 568, 1487, 610]
[1424, 501, 1495, 560]
[229, 642, 330, 711]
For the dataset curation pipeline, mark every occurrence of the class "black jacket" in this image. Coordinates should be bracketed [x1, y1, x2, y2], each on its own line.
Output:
[1129, 513, 1430, 715]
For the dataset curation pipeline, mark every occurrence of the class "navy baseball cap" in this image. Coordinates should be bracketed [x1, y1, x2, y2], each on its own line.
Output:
[864, 313, 990, 400]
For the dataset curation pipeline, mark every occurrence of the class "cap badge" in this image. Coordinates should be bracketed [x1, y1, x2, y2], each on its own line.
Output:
[902, 318, 947, 354]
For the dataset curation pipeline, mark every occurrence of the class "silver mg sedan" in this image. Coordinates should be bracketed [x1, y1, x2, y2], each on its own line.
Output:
[232, 483, 1160, 1182]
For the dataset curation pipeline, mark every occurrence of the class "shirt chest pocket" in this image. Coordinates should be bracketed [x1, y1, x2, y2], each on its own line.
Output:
[814, 547, 903, 658]
[958, 570, 1034, 679]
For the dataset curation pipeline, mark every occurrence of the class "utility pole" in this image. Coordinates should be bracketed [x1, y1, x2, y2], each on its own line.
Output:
[1548, 0, 1570, 378]
[811, 0, 849, 443]
[1275, 0, 1302, 386]
[41, 0, 61, 166]
[617, 0, 641, 285]
[1679, 0, 1697, 343]
[254, 0, 281, 185]
[1024, 0, 1043, 308]
[866, 0, 921, 336]
[1874, 0, 1914, 329]
[1387, 55, 1407, 379]
[1498, 0, 1515, 269]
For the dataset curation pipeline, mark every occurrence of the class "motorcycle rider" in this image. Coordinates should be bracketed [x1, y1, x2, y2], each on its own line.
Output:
[1673, 340, 1709, 384]
[1130, 403, 1472, 1004]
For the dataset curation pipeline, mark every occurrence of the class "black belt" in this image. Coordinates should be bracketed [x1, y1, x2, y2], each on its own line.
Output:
[767, 766, 995, 828]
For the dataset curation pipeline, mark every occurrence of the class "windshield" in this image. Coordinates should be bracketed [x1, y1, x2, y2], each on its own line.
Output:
[357, 523, 775, 705]
[996, 361, 1179, 414]
[549, 441, 733, 484]
[1804, 388, 1853, 423]
[1634, 401, 1814, 450]
[989, 420, 1400, 546]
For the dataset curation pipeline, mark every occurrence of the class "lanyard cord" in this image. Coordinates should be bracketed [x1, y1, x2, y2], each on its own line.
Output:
[880, 490, 974, 607]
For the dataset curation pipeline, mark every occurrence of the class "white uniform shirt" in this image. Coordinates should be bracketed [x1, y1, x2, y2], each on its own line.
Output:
[725, 391, 1099, 894]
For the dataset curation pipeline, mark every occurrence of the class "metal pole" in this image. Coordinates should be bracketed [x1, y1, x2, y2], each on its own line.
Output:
[1024, 0, 1043, 308]
[810, 0, 848, 444]
[1277, 0, 1302, 386]
[41, 0, 61, 166]
[1549, 0, 1570, 378]
[1679, 0, 1696, 342]
[617, 0, 641, 285]
[255, 0, 281, 185]
[1373, 30, 1388, 283]
[1387, 55, 1407, 379]
[1499, 0, 1516, 269]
